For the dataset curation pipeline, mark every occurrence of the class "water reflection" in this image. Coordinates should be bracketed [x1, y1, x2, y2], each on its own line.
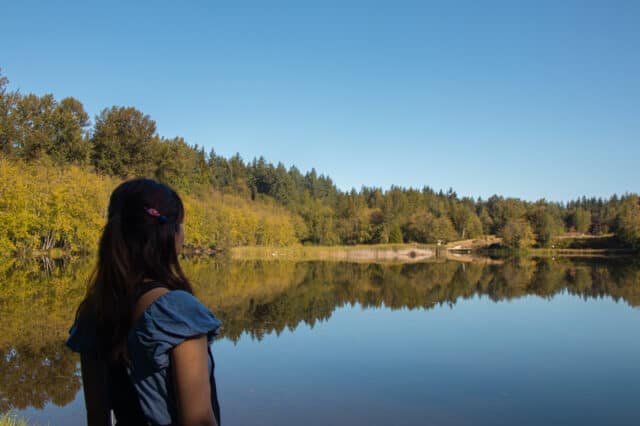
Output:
[1, 345, 79, 412]
[192, 257, 640, 341]
[0, 256, 639, 414]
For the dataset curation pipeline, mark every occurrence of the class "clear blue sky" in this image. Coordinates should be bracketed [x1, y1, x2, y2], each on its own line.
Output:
[3, 0, 639, 201]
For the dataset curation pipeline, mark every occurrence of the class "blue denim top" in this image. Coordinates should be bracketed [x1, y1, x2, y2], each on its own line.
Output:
[67, 290, 222, 425]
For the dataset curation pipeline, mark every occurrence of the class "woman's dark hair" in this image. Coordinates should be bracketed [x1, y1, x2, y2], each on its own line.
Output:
[77, 178, 193, 353]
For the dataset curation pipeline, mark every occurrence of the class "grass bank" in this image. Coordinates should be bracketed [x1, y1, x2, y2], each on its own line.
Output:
[224, 239, 637, 262]
[231, 243, 436, 262]
[445, 234, 637, 257]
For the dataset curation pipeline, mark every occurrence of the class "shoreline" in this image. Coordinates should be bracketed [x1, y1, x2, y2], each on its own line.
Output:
[230, 243, 637, 262]
[229, 243, 437, 262]
[10, 242, 638, 264]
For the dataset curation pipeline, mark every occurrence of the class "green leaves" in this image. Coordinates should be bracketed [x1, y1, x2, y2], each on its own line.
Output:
[616, 195, 640, 249]
[91, 106, 157, 177]
[499, 219, 535, 248]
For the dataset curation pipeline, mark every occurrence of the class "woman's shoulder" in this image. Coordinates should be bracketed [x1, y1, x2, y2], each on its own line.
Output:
[128, 290, 222, 372]
[140, 289, 218, 324]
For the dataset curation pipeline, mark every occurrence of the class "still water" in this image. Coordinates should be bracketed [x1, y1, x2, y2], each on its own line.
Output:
[1, 257, 639, 425]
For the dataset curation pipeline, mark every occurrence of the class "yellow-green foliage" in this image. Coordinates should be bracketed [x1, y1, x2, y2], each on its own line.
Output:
[0, 158, 301, 259]
[0, 413, 29, 426]
[0, 159, 114, 258]
[184, 191, 299, 249]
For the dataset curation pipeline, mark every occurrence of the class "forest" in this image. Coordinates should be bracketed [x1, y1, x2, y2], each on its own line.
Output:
[1, 69, 639, 258]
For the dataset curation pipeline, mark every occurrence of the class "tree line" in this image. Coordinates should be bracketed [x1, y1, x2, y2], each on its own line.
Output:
[1, 70, 639, 251]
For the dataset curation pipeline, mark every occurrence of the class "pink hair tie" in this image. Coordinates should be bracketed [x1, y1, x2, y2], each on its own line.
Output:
[145, 207, 161, 217]
[144, 207, 169, 224]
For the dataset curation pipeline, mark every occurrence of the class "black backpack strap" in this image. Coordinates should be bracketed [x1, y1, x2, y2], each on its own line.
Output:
[107, 358, 148, 425]
[134, 281, 170, 301]
[109, 281, 171, 425]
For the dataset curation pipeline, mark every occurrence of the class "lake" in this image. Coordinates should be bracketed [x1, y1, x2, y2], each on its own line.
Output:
[1, 256, 639, 425]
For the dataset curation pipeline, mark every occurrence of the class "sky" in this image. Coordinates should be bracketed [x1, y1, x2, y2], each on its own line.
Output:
[2, 0, 639, 201]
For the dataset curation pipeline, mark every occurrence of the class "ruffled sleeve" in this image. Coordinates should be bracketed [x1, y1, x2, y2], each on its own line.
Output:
[128, 290, 222, 375]
[66, 316, 98, 353]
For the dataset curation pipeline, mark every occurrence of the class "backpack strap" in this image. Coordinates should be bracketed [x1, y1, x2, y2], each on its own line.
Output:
[132, 281, 171, 327]
[134, 281, 170, 301]
[108, 281, 172, 425]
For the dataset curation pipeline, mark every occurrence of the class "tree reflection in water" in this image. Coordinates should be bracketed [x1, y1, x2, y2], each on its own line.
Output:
[0, 344, 79, 412]
[0, 256, 638, 412]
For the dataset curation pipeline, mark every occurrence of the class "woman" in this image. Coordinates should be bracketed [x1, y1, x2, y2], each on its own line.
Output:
[67, 178, 221, 426]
